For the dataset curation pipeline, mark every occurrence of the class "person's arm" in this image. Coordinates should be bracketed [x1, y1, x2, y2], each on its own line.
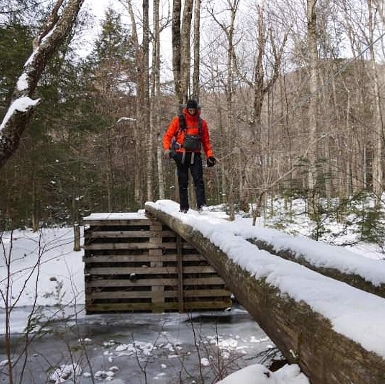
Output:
[163, 117, 179, 150]
[201, 120, 214, 158]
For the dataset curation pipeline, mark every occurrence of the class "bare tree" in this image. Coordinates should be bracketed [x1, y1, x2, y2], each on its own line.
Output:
[181, 0, 194, 102]
[142, 0, 152, 201]
[172, 0, 196, 103]
[172, 0, 183, 102]
[373, 0, 385, 24]
[206, 0, 241, 218]
[0, 0, 85, 170]
[306, 0, 319, 194]
[123, 0, 146, 205]
[153, 0, 164, 199]
[192, 0, 201, 99]
[367, 0, 384, 200]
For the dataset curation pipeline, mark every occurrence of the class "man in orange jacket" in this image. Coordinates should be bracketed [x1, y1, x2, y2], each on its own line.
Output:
[163, 99, 217, 213]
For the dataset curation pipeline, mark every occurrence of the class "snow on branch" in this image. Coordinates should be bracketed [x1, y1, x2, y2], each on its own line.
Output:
[0, 0, 85, 170]
[0, 97, 40, 131]
[117, 117, 137, 124]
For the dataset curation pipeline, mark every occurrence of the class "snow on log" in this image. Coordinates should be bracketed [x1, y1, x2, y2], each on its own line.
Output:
[145, 200, 385, 384]
[246, 236, 385, 298]
[220, 221, 385, 298]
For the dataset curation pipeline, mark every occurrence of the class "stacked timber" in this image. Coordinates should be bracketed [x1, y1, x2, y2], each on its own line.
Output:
[83, 213, 231, 313]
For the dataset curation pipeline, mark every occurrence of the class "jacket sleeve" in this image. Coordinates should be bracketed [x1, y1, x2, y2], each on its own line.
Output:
[163, 117, 179, 151]
[201, 120, 214, 158]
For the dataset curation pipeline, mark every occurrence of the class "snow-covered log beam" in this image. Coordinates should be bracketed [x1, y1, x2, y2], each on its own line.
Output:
[247, 238, 385, 298]
[145, 202, 385, 384]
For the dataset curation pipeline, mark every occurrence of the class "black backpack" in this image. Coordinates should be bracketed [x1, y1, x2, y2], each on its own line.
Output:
[178, 113, 202, 134]
[178, 113, 203, 151]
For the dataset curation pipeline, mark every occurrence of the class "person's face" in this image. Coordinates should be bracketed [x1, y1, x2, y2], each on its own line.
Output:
[188, 108, 197, 115]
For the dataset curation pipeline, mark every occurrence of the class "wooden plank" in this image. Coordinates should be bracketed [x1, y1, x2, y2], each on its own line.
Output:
[183, 300, 232, 310]
[182, 289, 231, 297]
[177, 234, 184, 312]
[147, 218, 166, 304]
[85, 229, 175, 238]
[88, 291, 178, 299]
[83, 254, 207, 263]
[84, 255, 177, 263]
[86, 278, 178, 287]
[88, 289, 230, 300]
[85, 276, 225, 288]
[87, 230, 154, 238]
[84, 242, 177, 250]
[84, 219, 151, 226]
[145, 203, 385, 384]
[86, 302, 179, 313]
[86, 266, 217, 275]
[181, 266, 217, 273]
[86, 300, 231, 314]
[184, 276, 226, 284]
[86, 266, 178, 275]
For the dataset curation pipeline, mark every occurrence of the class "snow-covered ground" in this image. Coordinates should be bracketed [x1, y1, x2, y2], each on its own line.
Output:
[1, 199, 384, 383]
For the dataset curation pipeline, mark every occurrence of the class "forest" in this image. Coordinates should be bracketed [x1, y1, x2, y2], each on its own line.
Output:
[1, 0, 385, 239]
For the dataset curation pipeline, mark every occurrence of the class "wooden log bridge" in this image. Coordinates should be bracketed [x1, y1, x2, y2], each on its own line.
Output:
[145, 200, 385, 384]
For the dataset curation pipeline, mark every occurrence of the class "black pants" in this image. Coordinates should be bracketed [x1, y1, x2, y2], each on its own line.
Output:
[173, 152, 206, 210]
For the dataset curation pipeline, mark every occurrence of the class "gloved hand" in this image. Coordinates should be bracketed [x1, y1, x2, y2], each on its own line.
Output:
[164, 149, 171, 159]
[207, 156, 217, 167]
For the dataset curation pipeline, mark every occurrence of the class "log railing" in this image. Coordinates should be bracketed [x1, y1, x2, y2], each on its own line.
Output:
[247, 238, 385, 298]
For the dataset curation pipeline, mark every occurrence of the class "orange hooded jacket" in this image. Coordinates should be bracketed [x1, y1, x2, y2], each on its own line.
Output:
[163, 108, 214, 158]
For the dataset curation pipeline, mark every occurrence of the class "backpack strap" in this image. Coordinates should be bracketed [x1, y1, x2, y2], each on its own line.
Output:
[178, 114, 202, 135]
[178, 114, 186, 133]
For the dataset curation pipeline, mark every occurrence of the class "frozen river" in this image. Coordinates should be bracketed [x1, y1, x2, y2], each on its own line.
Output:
[0, 304, 278, 384]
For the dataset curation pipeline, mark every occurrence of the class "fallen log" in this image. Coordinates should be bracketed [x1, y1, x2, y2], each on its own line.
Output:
[247, 238, 385, 298]
[145, 201, 385, 384]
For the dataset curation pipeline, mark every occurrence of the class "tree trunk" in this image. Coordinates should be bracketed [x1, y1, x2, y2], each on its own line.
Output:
[368, 0, 384, 200]
[142, 0, 152, 202]
[180, 0, 194, 101]
[153, 0, 164, 199]
[126, 0, 145, 205]
[172, 0, 183, 103]
[0, 0, 85, 170]
[192, 0, 201, 99]
[306, 0, 319, 193]
[73, 223, 81, 251]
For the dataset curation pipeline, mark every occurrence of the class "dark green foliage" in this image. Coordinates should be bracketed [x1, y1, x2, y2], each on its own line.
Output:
[0, 23, 33, 106]
[0, 6, 139, 230]
[349, 193, 385, 250]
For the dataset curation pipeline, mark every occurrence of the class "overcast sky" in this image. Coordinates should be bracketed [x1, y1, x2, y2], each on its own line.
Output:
[79, 0, 173, 76]
[73, 0, 127, 57]
[83, 0, 120, 18]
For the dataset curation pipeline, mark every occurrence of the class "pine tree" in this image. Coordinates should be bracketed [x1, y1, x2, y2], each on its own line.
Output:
[80, 8, 138, 212]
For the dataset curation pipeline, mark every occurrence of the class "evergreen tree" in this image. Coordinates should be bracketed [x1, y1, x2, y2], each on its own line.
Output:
[0, 23, 33, 111]
[78, 7, 137, 213]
